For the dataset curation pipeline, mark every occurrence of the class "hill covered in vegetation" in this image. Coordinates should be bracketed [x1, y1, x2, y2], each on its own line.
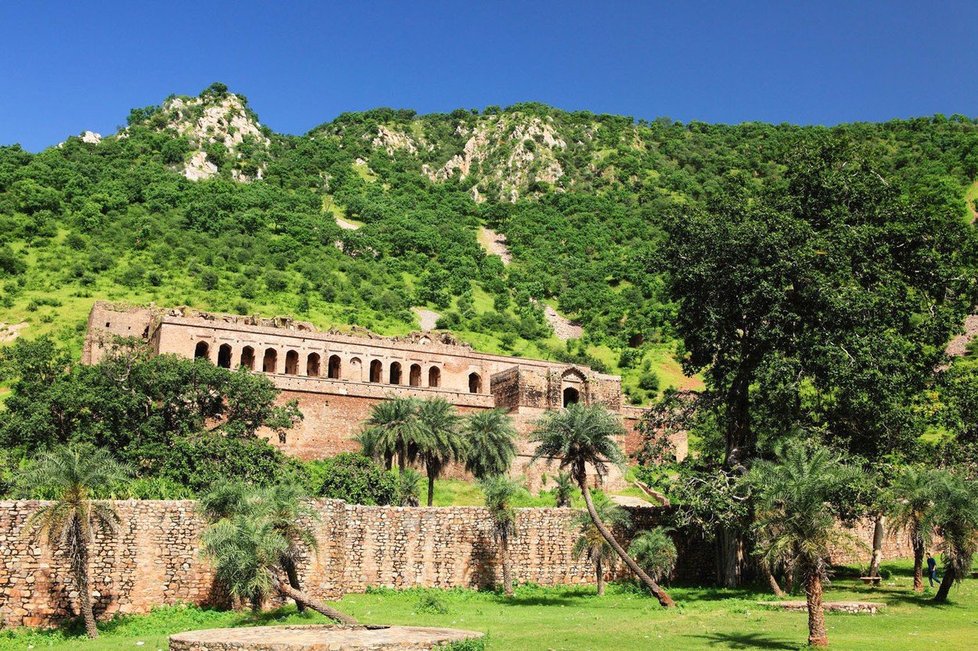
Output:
[1, 82, 977, 403]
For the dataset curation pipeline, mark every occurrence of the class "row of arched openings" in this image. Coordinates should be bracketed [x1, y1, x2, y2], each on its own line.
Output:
[193, 341, 481, 392]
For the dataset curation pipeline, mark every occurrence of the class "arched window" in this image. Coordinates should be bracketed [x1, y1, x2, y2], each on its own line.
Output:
[263, 348, 277, 373]
[409, 364, 422, 387]
[217, 344, 232, 369]
[428, 367, 441, 388]
[369, 360, 383, 383]
[328, 355, 342, 379]
[285, 350, 299, 375]
[194, 342, 210, 360]
[240, 346, 255, 370]
[349, 357, 362, 381]
[307, 353, 321, 377]
[563, 387, 580, 407]
[468, 372, 482, 394]
[389, 361, 402, 385]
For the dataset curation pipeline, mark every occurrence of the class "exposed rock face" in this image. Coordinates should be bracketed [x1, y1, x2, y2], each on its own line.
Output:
[369, 125, 426, 155]
[478, 226, 512, 265]
[80, 131, 102, 144]
[160, 94, 269, 182]
[946, 314, 978, 357]
[0, 322, 27, 343]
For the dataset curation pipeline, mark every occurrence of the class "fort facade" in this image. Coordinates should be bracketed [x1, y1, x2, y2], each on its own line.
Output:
[82, 302, 687, 487]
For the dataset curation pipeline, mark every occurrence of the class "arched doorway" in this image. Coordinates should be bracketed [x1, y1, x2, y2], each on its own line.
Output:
[389, 362, 402, 385]
[263, 348, 277, 373]
[194, 342, 210, 360]
[328, 355, 342, 379]
[285, 350, 299, 375]
[428, 367, 441, 388]
[307, 353, 321, 377]
[468, 372, 482, 394]
[217, 344, 232, 369]
[409, 364, 422, 387]
[369, 360, 383, 383]
[563, 386, 580, 407]
[240, 346, 255, 370]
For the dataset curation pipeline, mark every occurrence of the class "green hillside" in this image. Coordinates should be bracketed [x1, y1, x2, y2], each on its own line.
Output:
[2, 82, 977, 403]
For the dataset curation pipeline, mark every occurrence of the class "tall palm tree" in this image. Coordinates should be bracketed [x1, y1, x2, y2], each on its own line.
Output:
[572, 492, 630, 596]
[529, 403, 674, 607]
[415, 398, 466, 506]
[357, 397, 419, 472]
[628, 528, 678, 587]
[200, 480, 319, 612]
[201, 511, 357, 625]
[929, 471, 978, 603]
[886, 466, 937, 592]
[750, 443, 859, 648]
[480, 475, 525, 596]
[21, 443, 130, 638]
[464, 409, 517, 480]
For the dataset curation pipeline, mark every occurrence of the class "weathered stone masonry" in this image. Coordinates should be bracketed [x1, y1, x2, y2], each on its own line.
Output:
[82, 303, 688, 488]
[0, 499, 916, 628]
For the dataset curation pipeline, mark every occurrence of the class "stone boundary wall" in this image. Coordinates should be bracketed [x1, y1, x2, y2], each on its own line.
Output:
[0, 500, 916, 629]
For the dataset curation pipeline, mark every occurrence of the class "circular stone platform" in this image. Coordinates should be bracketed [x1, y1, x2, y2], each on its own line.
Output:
[169, 625, 484, 651]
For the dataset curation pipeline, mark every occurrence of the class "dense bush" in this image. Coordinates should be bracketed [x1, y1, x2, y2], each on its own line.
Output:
[308, 452, 398, 505]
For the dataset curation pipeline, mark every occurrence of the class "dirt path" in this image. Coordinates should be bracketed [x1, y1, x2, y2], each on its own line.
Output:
[335, 216, 360, 230]
[947, 314, 978, 357]
[0, 322, 27, 343]
[413, 308, 440, 331]
[478, 226, 512, 265]
[542, 304, 583, 341]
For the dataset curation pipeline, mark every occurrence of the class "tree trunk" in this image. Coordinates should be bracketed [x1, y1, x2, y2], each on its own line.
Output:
[911, 530, 924, 593]
[579, 482, 674, 607]
[501, 531, 513, 596]
[805, 570, 828, 647]
[273, 577, 359, 626]
[596, 557, 605, 596]
[867, 514, 885, 578]
[933, 567, 955, 603]
[761, 560, 785, 597]
[397, 446, 405, 473]
[427, 472, 435, 507]
[282, 556, 305, 613]
[75, 524, 99, 639]
[718, 526, 744, 588]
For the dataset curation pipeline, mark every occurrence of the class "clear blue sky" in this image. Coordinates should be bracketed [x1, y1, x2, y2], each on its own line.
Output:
[2, 1, 976, 151]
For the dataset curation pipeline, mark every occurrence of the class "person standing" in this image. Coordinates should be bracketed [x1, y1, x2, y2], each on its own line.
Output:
[927, 552, 940, 588]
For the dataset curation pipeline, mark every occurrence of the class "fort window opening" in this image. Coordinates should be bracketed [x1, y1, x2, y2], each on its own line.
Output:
[349, 357, 362, 381]
[328, 355, 342, 379]
[217, 344, 232, 369]
[194, 342, 210, 361]
[468, 372, 482, 394]
[285, 350, 299, 375]
[240, 346, 255, 370]
[409, 364, 422, 387]
[263, 348, 277, 373]
[390, 361, 402, 385]
[563, 387, 580, 407]
[369, 360, 383, 383]
[428, 367, 441, 388]
[307, 353, 321, 377]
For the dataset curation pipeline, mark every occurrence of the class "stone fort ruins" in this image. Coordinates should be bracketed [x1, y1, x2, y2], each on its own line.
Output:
[82, 302, 687, 486]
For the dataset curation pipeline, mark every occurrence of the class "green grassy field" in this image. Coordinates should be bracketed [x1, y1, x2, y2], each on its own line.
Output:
[4, 561, 975, 650]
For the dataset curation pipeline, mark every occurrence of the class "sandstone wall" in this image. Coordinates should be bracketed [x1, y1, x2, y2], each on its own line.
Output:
[0, 500, 919, 629]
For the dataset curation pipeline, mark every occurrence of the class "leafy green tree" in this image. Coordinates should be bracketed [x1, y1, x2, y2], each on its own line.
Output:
[530, 403, 674, 607]
[572, 493, 630, 596]
[415, 399, 466, 506]
[463, 409, 517, 480]
[357, 397, 419, 472]
[886, 466, 938, 592]
[480, 475, 525, 596]
[749, 443, 860, 648]
[308, 452, 398, 505]
[929, 471, 978, 603]
[20, 444, 130, 638]
[552, 471, 575, 508]
[628, 528, 678, 586]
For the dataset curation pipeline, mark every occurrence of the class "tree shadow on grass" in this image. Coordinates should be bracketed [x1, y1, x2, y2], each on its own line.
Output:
[687, 631, 799, 649]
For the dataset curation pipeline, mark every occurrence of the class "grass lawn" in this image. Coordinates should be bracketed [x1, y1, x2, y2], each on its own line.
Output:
[4, 561, 976, 650]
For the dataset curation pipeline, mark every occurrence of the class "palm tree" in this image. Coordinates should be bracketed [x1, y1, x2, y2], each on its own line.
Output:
[397, 468, 422, 507]
[628, 528, 677, 587]
[929, 471, 978, 603]
[529, 403, 674, 607]
[21, 443, 130, 638]
[886, 466, 937, 592]
[480, 475, 525, 596]
[750, 443, 859, 648]
[552, 472, 575, 508]
[464, 409, 518, 480]
[201, 511, 357, 624]
[572, 492, 630, 596]
[357, 397, 419, 472]
[414, 399, 466, 506]
[200, 480, 320, 613]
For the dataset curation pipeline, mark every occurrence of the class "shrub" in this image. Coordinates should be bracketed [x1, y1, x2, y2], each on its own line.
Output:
[308, 452, 398, 505]
[638, 371, 660, 392]
[628, 527, 677, 583]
